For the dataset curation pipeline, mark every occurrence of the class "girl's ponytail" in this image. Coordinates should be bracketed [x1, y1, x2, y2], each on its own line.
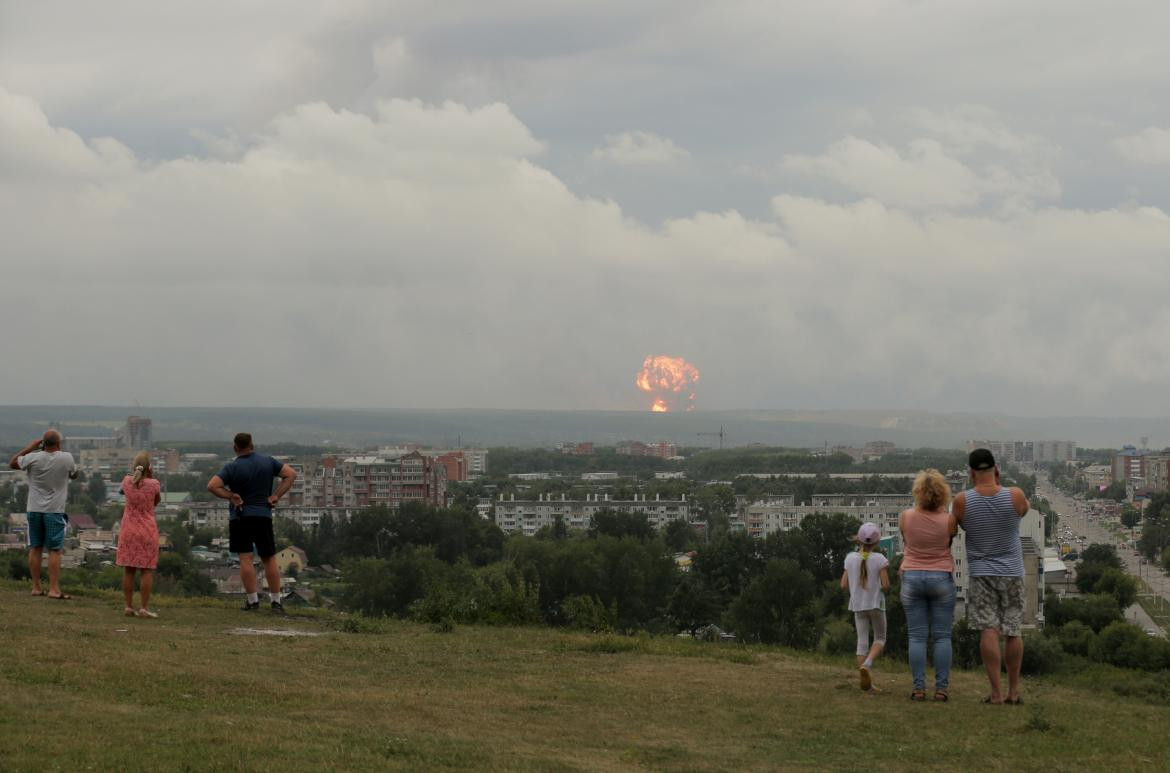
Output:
[859, 547, 870, 589]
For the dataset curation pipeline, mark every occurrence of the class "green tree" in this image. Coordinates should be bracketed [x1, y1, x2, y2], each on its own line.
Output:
[663, 518, 698, 552]
[1079, 543, 1122, 570]
[1121, 504, 1141, 529]
[1092, 568, 1137, 609]
[589, 510, 653, 541]
[86, 476, 107, 503]
[728, 558, 820, 648]
[666, 573, 722, 635]
[796, 512, 862, 585]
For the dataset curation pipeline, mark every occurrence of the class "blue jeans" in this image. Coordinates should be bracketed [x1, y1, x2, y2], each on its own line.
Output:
[901, 570, 955, 691]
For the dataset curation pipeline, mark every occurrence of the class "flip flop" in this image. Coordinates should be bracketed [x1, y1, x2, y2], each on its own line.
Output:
[46, 593, 72, 600]
[859, 666, 872, 691]
[910, 690, 927, 701]
[30, 590, 45, 596]
[1006, 696, 1023, 705]
[934, 691, 949, 702]
[981, 696, 1004, 705]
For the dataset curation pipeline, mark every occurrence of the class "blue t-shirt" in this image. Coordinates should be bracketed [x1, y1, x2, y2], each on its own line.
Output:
[216, 452, 284, 519]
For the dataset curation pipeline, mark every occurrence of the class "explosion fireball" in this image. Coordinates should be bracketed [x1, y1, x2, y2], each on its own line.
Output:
[635, 355, 700, 412]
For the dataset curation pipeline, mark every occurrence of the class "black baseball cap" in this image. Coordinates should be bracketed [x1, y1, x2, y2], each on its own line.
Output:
[968, 448, 996, 471]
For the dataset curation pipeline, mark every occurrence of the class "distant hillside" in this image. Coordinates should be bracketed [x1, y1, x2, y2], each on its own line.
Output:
[0, 587, 1168, 770]
[1, 405, 1166, 450]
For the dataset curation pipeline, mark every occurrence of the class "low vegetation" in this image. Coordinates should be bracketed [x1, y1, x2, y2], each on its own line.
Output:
[3, 585, 1170, 771]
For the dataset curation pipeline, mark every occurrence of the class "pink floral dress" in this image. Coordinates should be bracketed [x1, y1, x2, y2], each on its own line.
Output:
[116, 476, 161, 569]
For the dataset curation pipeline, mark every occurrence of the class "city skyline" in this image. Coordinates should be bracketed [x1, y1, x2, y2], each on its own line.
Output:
[4, 3, 1170, 414]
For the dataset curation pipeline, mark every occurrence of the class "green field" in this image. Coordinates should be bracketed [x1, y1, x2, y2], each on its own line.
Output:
[2, 586, 1169, 771]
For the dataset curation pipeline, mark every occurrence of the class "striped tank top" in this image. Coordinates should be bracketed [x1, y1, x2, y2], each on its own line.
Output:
[963, 487, 1023, 577]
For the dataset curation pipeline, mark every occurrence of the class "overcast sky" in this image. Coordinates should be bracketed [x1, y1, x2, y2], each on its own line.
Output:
[3, 1, 1170, 415]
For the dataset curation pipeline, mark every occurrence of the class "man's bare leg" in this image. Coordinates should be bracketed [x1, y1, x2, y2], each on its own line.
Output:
[28, 548, 43, 594]
[980, 628, 1003, 703]
[262, 556, 281, 598]
[1005, 635, 1024, 702]
[239, 552, 258, 594]
[47, 550, 62, 597]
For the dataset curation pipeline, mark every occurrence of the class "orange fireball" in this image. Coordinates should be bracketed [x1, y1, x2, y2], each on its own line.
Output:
[636, 355, 700, 412]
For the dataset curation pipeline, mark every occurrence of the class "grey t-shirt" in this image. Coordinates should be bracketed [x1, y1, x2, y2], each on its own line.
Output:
[18, 450, 77, 513]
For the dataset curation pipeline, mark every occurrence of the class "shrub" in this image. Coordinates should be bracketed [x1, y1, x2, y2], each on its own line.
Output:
[819, 619, 856, 656]
[951, 617, 983, 669]
[1021, 631, 1063, 675]
[411, 561, 542, 626]
[0, 550, 31, 580]
[1046, 593, 1123, 633]
[1056, 620, 1095, 657]
[560, 595, 618, 632]
[1090, 622, 1163, 670]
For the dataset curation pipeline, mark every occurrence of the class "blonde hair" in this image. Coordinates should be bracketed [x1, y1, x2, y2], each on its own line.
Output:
[913, 468, 951, 512]
[857, 543, 884, 589]
[131, 451, 152, 486]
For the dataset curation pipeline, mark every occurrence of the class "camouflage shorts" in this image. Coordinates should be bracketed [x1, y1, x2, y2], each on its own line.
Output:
[968, 576, 1025, 637]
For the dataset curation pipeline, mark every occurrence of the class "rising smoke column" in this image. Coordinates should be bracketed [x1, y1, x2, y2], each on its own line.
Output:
[635, 355, 700, 412]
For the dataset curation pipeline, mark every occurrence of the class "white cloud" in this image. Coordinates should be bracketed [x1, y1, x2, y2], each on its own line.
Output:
[783, 130, 1060, 213]
[2, 87, 1170, 415]
[591, 131, 690, 165]
[1113, 127, 1170, 164]
[783, 137, 983, 211]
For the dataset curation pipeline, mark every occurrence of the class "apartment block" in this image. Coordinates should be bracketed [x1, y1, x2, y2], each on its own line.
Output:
[744, 494, 911, 546]
[287, 451, 446, 510]
[967, 440, 1077, 465]
[492, 492, 690, 537]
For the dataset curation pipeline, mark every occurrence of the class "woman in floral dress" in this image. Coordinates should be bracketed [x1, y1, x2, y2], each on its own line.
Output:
[117, 451, 162, 618]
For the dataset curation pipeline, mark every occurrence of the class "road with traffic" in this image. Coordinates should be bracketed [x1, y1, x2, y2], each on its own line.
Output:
[1037, 473, 1169, 635]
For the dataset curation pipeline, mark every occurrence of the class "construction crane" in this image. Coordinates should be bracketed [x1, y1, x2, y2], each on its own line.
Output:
[697, 425, 725, 450]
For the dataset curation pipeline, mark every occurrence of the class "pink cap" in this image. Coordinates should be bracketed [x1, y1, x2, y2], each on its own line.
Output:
[856, 522, 881, 545]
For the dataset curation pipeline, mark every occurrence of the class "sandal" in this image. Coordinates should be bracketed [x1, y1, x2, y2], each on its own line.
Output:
[910, 690, 927, 701]
[933, 690, 949, 702]
[859, 666, 872, 691]
[981, 696, 1004, 705]
[137, 608, 159, 619]
[46, 592, 72, 600]
[1006, 696, 1023, 705]
[30, 589, 45, 596]
[123, 607, 136, 617]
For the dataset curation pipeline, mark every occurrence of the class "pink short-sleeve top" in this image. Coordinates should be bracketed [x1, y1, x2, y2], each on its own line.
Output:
[900, 508, 954, 572]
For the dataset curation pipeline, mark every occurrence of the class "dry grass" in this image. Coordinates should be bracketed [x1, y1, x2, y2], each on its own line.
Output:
[2, 585, 1169, 771]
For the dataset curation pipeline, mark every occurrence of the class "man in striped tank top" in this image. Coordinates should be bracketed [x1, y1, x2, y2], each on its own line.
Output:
[952, 448, 1030, 705]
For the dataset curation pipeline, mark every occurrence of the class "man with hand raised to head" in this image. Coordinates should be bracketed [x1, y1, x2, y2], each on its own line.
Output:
[9, 429, 79, 600]
[953, 448, 1030, 706]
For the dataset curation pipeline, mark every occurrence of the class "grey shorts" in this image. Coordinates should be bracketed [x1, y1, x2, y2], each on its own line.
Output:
[968, 575, 1025, 637]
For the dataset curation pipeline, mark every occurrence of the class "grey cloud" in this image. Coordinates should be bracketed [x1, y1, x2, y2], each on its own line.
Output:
[4, 4, 1170, 415]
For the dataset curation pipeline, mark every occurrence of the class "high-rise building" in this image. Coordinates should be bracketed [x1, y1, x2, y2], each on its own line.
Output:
[124, 416, 153, 450]
[966, 440, 1076, 465]
[288, 451, 446, 509]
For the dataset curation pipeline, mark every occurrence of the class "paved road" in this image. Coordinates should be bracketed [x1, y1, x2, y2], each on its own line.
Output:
[1038, 474, 1168, 636]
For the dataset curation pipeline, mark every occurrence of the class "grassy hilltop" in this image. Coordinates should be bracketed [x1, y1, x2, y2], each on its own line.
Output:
[1, 587, 1168, 772]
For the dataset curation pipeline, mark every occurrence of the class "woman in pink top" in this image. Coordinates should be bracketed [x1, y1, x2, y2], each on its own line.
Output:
[899, 468, 958, 702]
[116, 451, 162, 618]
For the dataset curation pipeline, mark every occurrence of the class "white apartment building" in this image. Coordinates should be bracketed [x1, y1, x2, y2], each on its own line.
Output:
[743, 494, 913, 547]
[492, 492, 690, 537]
[967, 440, 1077, 465]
